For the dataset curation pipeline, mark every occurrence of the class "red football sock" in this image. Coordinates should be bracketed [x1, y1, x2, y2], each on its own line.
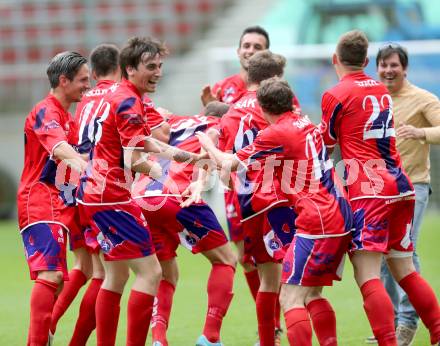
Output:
[69, 278, 103, 346]
[244, 269, 260, 301]
[256, 291, 278, 346]
[95, 288, 121, 346]
[203, 264, 235, 343]
[126, 289, 155, 346]
[275, 298, 281, 330]
[360, 279, 397, 346]
[306, 298, 337, 346]
[151, 280, 176, 346]
[399, 272, 440, 344]
[284, 307, 312, 346]
[50, 269, 87, 333]
[29, 278, 58, 346]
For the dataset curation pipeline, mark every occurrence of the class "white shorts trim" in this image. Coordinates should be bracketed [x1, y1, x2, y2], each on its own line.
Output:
[77, 199, 132, 206]
[350, 191, 415, 202]
[20, 221, 70, 234]
[132, 193, 181, 199]
[295, 230, 352, 239]
[240, 200, 290, 223]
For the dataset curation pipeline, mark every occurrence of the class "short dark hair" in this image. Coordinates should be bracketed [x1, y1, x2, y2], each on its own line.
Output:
[376, 43, 409, 69]
[90, 44, 120, 77]
[239, 26, 270, 49]
[203, 101, 230, 117]
[46, 51, 87, 88]
[120, 36, 168, 79]
[336, 30, 369, 70]
[247, 50, 286, 85]
[257, 77, 293, 115]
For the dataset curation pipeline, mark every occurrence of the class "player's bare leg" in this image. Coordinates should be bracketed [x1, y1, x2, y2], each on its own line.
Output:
[256, 262, 281, 346]
[196, 243, 236, 345]
[152, 258, 180, 346]
[351, 251, 397, 345]
[50, 247, 92, 334]
[387, 256, 440, 345]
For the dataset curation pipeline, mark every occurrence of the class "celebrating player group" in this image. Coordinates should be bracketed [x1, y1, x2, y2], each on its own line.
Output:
[17, 26, 440, 346]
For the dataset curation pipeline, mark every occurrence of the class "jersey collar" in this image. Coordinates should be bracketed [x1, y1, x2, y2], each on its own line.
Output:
[120, 78, 142, 98]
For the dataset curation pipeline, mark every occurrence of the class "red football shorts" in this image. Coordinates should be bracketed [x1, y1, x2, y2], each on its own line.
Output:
[21, 223, 68, 280]
[350, 195, 415, 255]
[281, 233, 350, 286]
[78, 201, 155, 261]
[242, 206, 296, 264]
[65, 206, 87, 251]
[138, 196, 228, 261]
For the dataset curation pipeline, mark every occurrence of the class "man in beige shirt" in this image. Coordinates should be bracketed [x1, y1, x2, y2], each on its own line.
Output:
[374, 43, 440, 345]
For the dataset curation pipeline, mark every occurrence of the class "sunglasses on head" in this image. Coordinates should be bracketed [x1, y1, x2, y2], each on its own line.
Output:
[378, 42, 407, 54]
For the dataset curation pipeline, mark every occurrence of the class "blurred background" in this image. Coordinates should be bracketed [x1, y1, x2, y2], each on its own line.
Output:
[1, 0, 440, 219]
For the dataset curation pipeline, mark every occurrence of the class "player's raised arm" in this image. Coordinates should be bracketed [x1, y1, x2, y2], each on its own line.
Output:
[196, 131, 241, 171]
[144, 136, 207, 164]
[53, 142, 88, 173]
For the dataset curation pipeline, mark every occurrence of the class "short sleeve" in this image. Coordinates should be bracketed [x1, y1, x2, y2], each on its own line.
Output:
[33, 106, 69, 155]
[115, 96, 151, 149]
[320, 92, 343, 148]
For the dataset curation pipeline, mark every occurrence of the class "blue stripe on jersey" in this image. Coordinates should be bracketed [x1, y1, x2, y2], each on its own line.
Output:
[39, 156, 57, 184]
[116, 97, 136, 115]
[329, 103, 342, 140]
[59, 183, 77, 206]
[144, 158, 171, 192]
[248, 146, 283, 163]
[33, 107, 47, 130]
[376, 137, 412, 194]
[237, 190, 255, 219]
[78, 123, 93, 154]
[169, 123, 208, 147]
[319, 150, 353, 232]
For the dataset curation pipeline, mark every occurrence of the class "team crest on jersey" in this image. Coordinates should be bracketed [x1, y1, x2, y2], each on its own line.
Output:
[44, 119, 61, 131]
[224, 87, 236, 103]
[123, 113, 144, 124]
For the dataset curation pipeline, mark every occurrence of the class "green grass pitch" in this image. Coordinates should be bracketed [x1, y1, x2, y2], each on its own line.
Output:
[1, 213, 438, 345]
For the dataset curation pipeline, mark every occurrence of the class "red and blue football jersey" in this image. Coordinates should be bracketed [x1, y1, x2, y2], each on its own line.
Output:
[212, 74, 247, 105]
[78, 79, 151, 204]
[72, 80, 117, 155]
[17, 94, 77, 231]
[236, 112, 353, 237]
[142, 94, 166, 130]
[219, 90, 289, 220]
[213, 74, 302, 113]
[132, 114, 219, 198]
[320, 71, 413, 201]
